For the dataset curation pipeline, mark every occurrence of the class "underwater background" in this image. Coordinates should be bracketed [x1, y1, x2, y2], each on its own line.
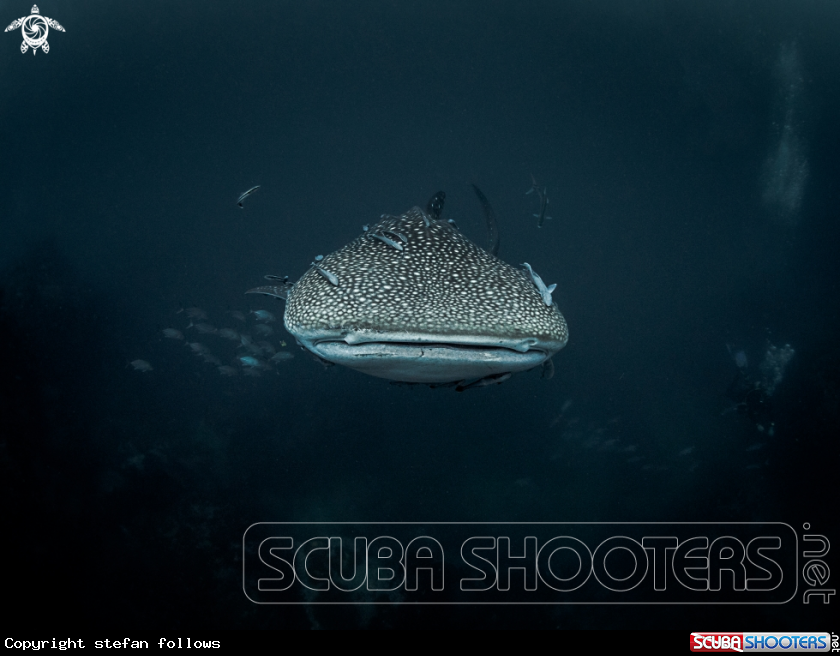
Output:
[1, 0, 837, 629]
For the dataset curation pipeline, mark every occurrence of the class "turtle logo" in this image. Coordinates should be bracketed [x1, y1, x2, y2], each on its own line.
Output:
[5, 5, 64, 55]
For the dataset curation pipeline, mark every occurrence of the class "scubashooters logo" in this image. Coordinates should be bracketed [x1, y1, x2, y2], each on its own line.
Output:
[243, 522, 808, 604]
[5, 5, 64, 55]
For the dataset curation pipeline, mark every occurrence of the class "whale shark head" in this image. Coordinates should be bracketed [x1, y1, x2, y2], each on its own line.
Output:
[264, 206, 568, 384]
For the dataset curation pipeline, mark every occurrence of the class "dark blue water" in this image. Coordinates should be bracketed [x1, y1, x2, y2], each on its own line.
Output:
[1, 0, 837, 629]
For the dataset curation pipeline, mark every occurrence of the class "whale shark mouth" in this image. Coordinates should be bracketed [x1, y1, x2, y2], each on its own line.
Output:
[304, 339, 549, 383]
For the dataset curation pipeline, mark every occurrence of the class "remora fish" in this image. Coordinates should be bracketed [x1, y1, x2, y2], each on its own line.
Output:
[237, 185, 261, 208]
[247, 194, 569, 384]
[520, 262, 557, 307]
[471, 184, 500, 257]
[526, 174, 551, 228]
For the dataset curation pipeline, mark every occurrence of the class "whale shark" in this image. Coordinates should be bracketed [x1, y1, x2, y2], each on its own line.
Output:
[247, 197, 568, 385]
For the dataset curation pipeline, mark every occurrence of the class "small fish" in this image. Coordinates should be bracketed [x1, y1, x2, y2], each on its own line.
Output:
[238, 355, 261, 368]
[241, 355, 272, 371]
[426, 191, 446, 220]
[314, 254, 324, 262]
[428, 380, 461, 389]
[253, 324, 274, 336]
[600, 438, 619, 451]
[218, 365, 238, 377]
[371, 232, 404, 251]
[270, 351, 294, 363]
[162, 328, 184, 340]
[727, 344, 748, 369]
[192, 322, 218, 335]
[382, 229, 408, 244]
[202, 354, 222, 366]
[470, 185, 500, 256]
[456, 372, 512, 391]
[257, 340, 276, 355]
[186, 342, 209, 355]
[526, 175, 551, 228]
[130, 359, 153, 372]
[218, 328, 240, 341]
[237, 185, 261, 208]
[250, 309, 276, 323]
[521, 262, 557, 307]
[678, 446, 695, 457]
[541, 357, 555, 380]
[312, 264, 339, 286]
[246, 276, 295, 301]
[229, 311, 246, 322]
[181, 307, 208, 321]
[239, 334, 265, 356]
